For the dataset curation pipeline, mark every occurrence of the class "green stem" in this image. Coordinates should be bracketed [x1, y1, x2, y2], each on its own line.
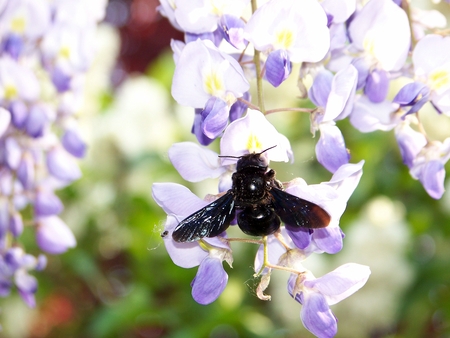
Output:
[251, 0, 265, 113]
[401, 0, 416, 50]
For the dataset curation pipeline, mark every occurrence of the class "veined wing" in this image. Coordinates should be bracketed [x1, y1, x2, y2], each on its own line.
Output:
[172, 191, 235, 242]
[270, 188, 330, 229]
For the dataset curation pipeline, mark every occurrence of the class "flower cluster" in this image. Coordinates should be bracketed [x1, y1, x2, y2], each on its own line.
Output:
[0, 0, 106, 307]
[153, 0, 449, 336]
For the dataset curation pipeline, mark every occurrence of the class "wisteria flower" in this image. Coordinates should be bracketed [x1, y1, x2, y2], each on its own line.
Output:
[347, 0, 410, 103]
[350, 95, 401, 133]
[171, 39, 249, 140]
[288, 263, 371, 338]
[409, 138, 450, 199]
[309, 64, 357, 172]
[244, 0, 329, 86]
[173, 0, 249, 34]
[393, 34, 450, 115]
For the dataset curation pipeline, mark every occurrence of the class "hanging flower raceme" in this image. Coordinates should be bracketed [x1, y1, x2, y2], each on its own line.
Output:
[0, 0, 106, 307]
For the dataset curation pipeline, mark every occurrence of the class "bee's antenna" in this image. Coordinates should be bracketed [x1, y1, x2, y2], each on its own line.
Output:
[218, 154, 242, 159]
[219, 145, 277, 159]
[258, 145, 277, 155]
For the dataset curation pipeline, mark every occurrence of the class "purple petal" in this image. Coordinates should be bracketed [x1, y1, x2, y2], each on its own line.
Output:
[0, 107, 11, 137]
[350, 96, 399, 133]
[185, 29, 223, 47]
[34, 189, 64, 216]
[62, 129, 87, 158]
[304, 263, 371, 305]
[219, 15, 247, 50]
[309, 70, 333, 108]
[316, 124, 350, 173]
[395, 123, 427, 168]
[313, 227, 343, 254]
[201, 97, 229, 139]
[229, 91, 250, 122]
[9, 101, 27, 129]
[418, 160, 445, 199]
[36, 254, 47, 271]
[191, 256, 228, 305]
[25, 105, 48, 138]
[351, 57, 370, 90]
[324, 64, 358, 121]
[286, 227, 312, 250]
[192, 109, 214, 146]
[168, 142, 225, 182]
[51, 67, 71, 92]
[364, 69, 390, 103]
[15, 270, 37, 294]
[18, 289, 36, 308]
[0, 201, 8, 238]
[3, 34, 23, 59]
[265, 50, 292, 87]
[393, 82, 430, 115]
[46, 147, 82, 182]
[300, 292, 337, 338]
[36, 216, 76, 254]
[17, 153, 35, 189]
[9, 212, 23, 237]
[0, 278, 12, 297]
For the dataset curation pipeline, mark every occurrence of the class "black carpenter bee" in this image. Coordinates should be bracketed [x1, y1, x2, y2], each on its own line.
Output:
[172, 147, 331, 242]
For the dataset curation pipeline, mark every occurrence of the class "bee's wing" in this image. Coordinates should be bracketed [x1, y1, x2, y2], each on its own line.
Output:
[172, 191, 235, 242]
[270, 188, 330, 229]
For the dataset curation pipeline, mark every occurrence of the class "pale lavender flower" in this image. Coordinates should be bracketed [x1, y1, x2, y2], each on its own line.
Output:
[394, 121, 427, 169]
[46, 146, 82, 183]
[36, 216, 77, 254]
[288, 263, 371, 338]
[171, 39, 249, 140]
[244, 0, 329, 86]
[394, 35, 450, 115]
[173, 0, 249, 34]
[409, 139, 450, 199]
[350, 95, 401, 133]
[347, 0, 410, 102]
[245, 0, 330, 63]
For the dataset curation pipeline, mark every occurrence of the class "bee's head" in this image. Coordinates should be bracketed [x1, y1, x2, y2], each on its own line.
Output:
[235, 153, 268, 171]
[235, 146, 276, 172]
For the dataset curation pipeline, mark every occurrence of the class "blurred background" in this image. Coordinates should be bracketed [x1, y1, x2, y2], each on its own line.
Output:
[2, 0, 450, 337]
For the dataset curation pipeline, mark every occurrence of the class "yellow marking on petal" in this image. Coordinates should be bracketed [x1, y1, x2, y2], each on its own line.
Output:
[59, 46, 71, 59]
[4, 84, 18, 100]
[247, 133, 262, 153]
[204, 70, 224, 96]
[275, 28, 294, 50]
[429, 69, 450, 92]
[208, 0, 226, 15]
[11, 17, 26, 34]
[363, 34, 376, 57]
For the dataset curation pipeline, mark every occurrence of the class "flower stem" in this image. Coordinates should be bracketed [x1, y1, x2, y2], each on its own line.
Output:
[266, 107, 316, 115]
[251, 0, 265, 113]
